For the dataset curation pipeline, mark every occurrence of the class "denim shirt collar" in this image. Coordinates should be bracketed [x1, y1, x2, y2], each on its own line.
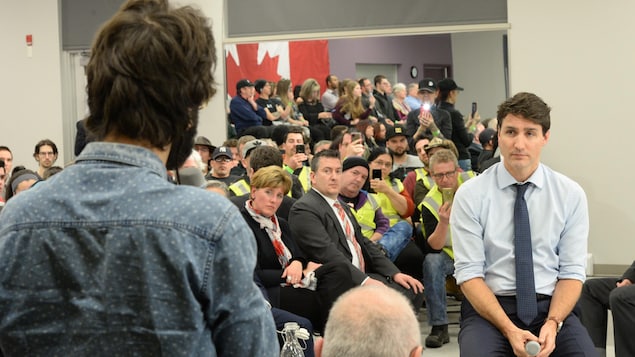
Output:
[76, 142, 168, 179]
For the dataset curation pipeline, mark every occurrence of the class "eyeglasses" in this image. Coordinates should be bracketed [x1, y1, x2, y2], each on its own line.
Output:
[431, 171, 456, 180]
[372, 161, 392, 169]
[38, 152, 55, 157]
[214, 157, 232, 163]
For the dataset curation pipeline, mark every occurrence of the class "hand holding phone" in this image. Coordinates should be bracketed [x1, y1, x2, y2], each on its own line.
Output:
[441, 188, 455, 205]
[351, 132, 363, 143]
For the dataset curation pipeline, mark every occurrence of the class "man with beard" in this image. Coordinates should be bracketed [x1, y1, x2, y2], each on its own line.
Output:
[32, 139, 59, 179]
[385, 124, 424, 180]
[0, 1, 277, 355]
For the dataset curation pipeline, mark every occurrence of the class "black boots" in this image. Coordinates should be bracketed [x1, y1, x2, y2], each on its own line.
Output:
[425, 324, 450, 348]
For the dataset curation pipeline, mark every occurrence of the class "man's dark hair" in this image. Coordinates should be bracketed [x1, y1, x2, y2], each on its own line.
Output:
[283, 126, 305, 143]
[0, 146, 12, 154]
[497, 92, 551, 135]
[358, 77, 368, 87]
[326, 74, 334, 86]
[373, 75, 386, 87]
[84, 0, 216, 155]
[34, 139, 58, 155]
[310, 149, 340, 172]
[249, 146, 283, 172]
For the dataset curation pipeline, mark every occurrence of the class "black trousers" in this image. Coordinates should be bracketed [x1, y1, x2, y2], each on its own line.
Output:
[579, 277, 635, 356]
[279, 261, 355, 332]
[459, 295, 595, 356]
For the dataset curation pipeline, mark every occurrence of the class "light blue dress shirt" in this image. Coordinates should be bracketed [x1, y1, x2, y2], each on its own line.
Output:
[0, 142, 278, 356]
[451, 162, 589, 296]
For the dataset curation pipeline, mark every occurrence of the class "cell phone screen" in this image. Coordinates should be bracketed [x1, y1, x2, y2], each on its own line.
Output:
[351, 132, 362, 143]
[295, 144, 305, 154]
[471, 102, 477, 117]
[372, 169, 382, 180]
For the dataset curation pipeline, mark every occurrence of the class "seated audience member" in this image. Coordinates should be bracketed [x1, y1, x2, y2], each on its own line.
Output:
[313, 140, 332, 154]
[404, 82, 421, 111]
[372, 75, 396, 125]
[391, 83, 411, 123]
[339, 157, 411, 262]
[42, 166, 63, 179]
[242, 165, 355, 332]
[332, 81, 372, 127]
[0, 146, 13, 184]
[255, 78, 288, 126]
[193, 136, 215, 176]
[279, 126, 311, 193]
[229, 135, 255, 177]
[321, 74, 339, 112]
[315, 285, 422, 357]
[0, 1, 277, 355]
[580, 261, 635, 357]
[403, 135, 433, 208]
[329, 131, 365, 161]
[477, 127, 498, 172]
[203, 179, 229, 196]
[297, 78, 333, 144]
[274, 79, 311, 134]
[229, 78, 270, 138]
[372, 121, 387, 147]
[206, 146, 240, 185]
[418, 149, 474, 349]
[367, 148, 415, 250]
[0, 161, 5, 205]
[289, 150, 423, 308]
[425, 136, 460, 160]
[385, 124, 424, 180]
[4, 168, 39, 202]
[358, 77, 376, 112]
[33, 139, 59, 179]
[355, 120, 380, 152]
[229, 144, 299, 220]
[405, 78, 452, 140]
[467, 121, 485, 171]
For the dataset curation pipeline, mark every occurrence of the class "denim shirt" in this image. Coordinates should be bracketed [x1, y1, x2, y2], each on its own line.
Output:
[0, 142, 278, 356]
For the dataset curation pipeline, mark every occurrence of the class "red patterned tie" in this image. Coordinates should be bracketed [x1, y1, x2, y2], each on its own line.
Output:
[334, 201, 365, 272]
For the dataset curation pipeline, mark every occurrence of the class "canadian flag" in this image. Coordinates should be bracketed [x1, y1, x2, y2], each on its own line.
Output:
[225, 40, 330, 96]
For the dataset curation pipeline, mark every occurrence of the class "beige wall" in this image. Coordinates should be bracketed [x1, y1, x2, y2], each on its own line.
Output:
[0, 0, 64, 170]
[508, 1, 635, 265]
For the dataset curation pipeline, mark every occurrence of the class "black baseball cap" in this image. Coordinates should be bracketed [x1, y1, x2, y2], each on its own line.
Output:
[437, 78, 464, 92]
[236, 79, 255, 92]
[385, 124, 408, 140]
[418, 78, 437, 92]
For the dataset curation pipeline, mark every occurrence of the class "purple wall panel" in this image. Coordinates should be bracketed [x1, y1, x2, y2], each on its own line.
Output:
[328, 34, 453, 83]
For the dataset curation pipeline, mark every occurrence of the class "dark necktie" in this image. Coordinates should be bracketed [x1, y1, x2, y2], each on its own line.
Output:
[514, 183, 537, 325]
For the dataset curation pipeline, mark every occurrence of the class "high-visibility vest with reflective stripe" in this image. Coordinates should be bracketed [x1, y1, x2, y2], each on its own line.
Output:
[296, 166, 311, 192]
[414, 168, 434, 191]
[349, 193, 380, 239]
[228, 178, 295, 197]
[228, 179, 250, 196]
[375, 178, 405, 226]
[418, 171, 475, 259]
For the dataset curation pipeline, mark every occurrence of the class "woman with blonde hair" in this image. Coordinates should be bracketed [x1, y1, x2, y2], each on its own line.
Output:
[297, 78, 332, 143]
[392, 82, 411, 124]
[240, 165, 355, 332]
[333, 80, 372, 127]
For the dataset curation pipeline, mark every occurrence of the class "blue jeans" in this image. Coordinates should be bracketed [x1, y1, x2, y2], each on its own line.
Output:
[422, 250, 454, 326]
[458, 159, 472, 172]
[378, 221, 412, 261]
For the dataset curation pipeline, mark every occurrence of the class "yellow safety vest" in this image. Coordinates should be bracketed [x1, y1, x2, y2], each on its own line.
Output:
[374, 178, 405, 226]
[418, 171, 475, 259]
[414, 168, 434, 191]
[284, 165, 311, 193]
[349, 193, 381, 239]
[228, 178, 294, 197]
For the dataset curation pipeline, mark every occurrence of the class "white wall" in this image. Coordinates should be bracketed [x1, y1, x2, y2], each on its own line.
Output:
[508, 1, 635, 265]
[452, 30, 508, 120]
[0, 0, 64, 171]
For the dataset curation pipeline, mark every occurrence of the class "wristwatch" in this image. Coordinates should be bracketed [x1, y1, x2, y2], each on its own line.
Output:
[545, 316, 563, 334]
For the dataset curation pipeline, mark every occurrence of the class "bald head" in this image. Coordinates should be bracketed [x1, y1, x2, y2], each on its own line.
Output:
[318, 286, 422, 357]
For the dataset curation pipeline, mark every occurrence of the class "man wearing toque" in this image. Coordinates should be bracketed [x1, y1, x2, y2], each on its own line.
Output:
[451, 92, 595, 356]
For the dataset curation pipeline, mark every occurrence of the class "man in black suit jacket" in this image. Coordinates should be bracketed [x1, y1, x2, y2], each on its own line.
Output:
[289, 150, 424, 307]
